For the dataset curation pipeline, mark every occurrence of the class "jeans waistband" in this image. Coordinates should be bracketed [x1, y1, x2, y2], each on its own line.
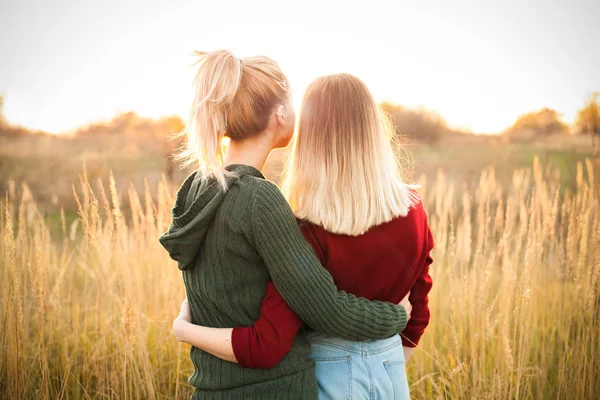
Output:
[306, 332, 402, 355]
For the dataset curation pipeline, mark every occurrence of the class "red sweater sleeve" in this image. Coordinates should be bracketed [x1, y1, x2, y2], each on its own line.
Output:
[401, 219, 434, 348]
[231, 282, 303, 369]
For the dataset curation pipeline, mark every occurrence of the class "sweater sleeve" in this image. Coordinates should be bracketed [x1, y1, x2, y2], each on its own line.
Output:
[299, 221, 326, 264]
[401, 213, 434, 347]
[230, 222, 326, 369]
[251, 181, 408, 339]
[231, 282, 303, 369]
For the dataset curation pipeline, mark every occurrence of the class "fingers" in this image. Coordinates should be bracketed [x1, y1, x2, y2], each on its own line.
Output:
[175, 297, 192, 324]
[400, 292, 410, 303]
[398, 292, 412, 320]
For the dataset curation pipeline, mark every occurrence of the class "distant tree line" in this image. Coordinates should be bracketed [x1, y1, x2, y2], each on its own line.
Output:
[575, 93, 600, 135]
[74, 111, 185, 139]
[504, 108, 569, 137]
[505, 93, 600, 137]
[0, 95, 47, 137]
[73, 111, 186, 181]
[2, 92, 599, 150]
[380, 102, 450, 144]
[575, 93, 600, 156]
[502, 93, 599, 154]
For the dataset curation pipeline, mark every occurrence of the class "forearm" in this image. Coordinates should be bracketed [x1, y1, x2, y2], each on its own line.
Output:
[284, 287, 407, 340]
[172, 319, 238, 364]
[401, 314, 429, 347]
[402, 251, 433, 347]
[403, 346, 415, 362]
[231, 283, 304, 369]
[259, 221, 408, 339]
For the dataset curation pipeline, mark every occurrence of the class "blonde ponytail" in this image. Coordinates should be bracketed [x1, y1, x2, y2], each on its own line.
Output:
[178, 50, 242, 189]
[177, 50, 289, 190]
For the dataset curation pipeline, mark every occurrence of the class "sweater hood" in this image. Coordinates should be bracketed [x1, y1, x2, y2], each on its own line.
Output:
[159, 165, 263, 270]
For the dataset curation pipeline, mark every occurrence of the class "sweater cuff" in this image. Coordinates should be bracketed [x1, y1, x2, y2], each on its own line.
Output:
[231, 327, 254, 368]
[401, 331, 423, 348]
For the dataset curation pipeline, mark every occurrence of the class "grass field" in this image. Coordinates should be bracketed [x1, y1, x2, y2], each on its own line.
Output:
[1, 132, 599, 399]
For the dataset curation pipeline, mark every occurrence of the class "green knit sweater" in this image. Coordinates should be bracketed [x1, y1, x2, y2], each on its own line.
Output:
[159, 164, 408, 399]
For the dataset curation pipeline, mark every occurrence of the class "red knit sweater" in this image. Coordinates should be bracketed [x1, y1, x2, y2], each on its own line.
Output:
[231, 199, 434, 369]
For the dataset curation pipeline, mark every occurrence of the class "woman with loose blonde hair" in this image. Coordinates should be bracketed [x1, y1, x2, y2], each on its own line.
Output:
[160, 51, 410, 399]
[173, 72, 434, 399]
[283, 73, 418, 235]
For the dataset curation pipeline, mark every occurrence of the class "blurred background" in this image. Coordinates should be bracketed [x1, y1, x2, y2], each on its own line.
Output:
[1, 0, 599, 217]
[1, 1, 599, 399]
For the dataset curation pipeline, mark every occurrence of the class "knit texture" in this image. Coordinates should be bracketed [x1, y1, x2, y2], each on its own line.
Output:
[159, 164, 408, 399]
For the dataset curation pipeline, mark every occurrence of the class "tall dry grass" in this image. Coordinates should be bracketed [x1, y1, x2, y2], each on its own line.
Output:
[1, 157, 599, 399]
[1, 169, 190, 399]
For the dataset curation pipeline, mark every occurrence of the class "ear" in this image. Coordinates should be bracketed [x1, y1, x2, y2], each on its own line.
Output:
[265, 106, 283, 133]
[276, 105, 286, 123]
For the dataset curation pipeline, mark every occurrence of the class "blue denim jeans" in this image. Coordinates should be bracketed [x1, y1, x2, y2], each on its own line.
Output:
[306, 332, 410, 400]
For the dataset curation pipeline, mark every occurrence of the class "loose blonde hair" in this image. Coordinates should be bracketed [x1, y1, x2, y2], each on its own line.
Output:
[283, 73, 418, 236]
[178, 50, 290, 189]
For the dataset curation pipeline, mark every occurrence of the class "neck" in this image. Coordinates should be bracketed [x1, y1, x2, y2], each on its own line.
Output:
[224, 133, 274, 172]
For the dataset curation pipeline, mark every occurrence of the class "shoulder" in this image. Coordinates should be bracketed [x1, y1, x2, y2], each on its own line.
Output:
[228, 174, 283, 205]
[254, 178, 286, 198]
[391, 187, 430, 232]
[407, 188, 426, 217]
[251, 179, 288, 208]
[250, 179, 295, 223]
[406, 189, 433, 245]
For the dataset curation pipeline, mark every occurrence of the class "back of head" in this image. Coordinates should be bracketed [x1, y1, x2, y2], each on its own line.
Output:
[284, 73, 417, 235]
[178, 50, 290, 188]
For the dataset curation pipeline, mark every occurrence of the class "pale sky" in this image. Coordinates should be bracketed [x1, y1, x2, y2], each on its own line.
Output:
[0, 0, 598, 134]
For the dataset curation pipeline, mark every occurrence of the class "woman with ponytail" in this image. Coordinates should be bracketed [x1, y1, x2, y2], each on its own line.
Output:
[159, 50, 410, 399]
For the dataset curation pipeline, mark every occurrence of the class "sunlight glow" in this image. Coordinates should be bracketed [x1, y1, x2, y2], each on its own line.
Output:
[1, 0, 598, 134]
